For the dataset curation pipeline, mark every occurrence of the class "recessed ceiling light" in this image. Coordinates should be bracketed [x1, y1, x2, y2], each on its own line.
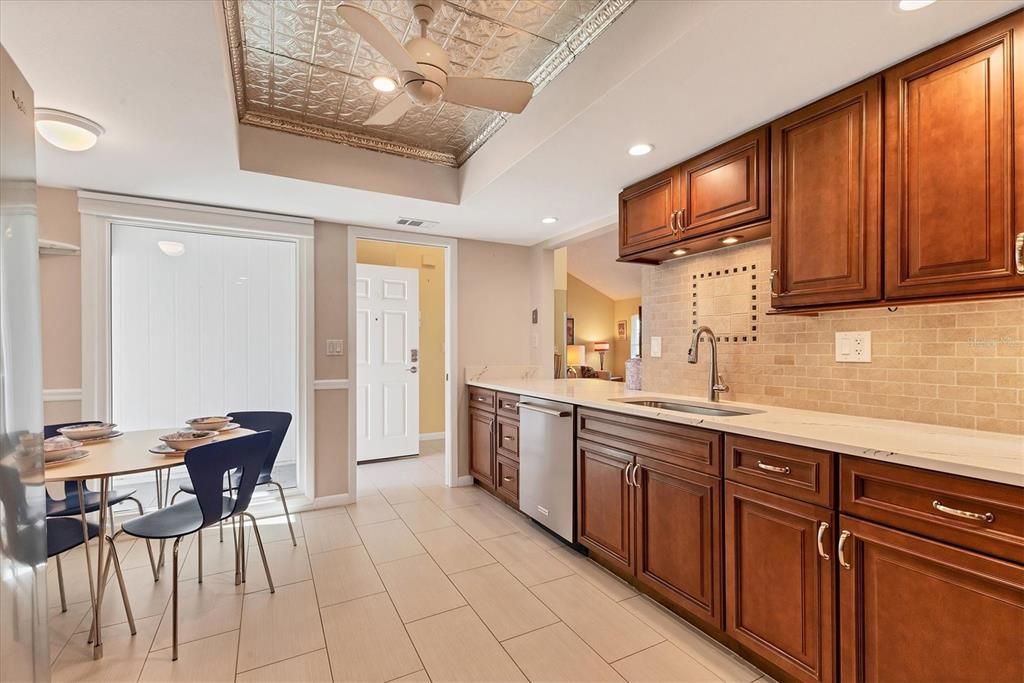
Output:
[158, 241, 186, 257]
[371, 75, 398, 93]
[720, 236, 741, 245]
[897, 0, 936, 10]
[628, 143, 654, 156]
[34, 109, 104, 152]
[541, 217, 558, 224]
[671, 249, 687, 256]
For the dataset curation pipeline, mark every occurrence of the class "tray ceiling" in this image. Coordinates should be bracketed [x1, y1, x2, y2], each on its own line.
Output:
[223, 0, 632, 167]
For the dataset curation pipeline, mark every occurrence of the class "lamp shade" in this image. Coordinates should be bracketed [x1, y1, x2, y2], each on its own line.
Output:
[593, 342, 610, 352]
[566, 345, 586, 365]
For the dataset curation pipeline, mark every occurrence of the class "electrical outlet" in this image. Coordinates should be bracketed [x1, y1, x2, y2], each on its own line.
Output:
[326, 339, 345, 356]
[835, 331, 871, 363]
[650, 336, 662, 358]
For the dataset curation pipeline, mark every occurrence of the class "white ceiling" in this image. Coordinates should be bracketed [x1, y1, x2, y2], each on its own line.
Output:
[567, 227, 641, 300]
[2, 0, 1021, 246]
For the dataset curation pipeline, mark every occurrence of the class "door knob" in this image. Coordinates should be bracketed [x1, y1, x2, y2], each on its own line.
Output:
[408, 367, 418, 374]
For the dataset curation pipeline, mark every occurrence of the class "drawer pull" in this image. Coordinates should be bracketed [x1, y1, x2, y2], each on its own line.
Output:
[476, 396, 489, 403]
[757, 460, 791, 475]
[502, 476, 514, 482]
[502, 436, 514, 441]
[837, 530, 852, 570]
[816, 521, 830, 561]
[932, 500, 994, 523]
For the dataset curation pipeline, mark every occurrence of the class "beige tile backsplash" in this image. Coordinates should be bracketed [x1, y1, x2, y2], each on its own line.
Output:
[642, 240, 1024, 435]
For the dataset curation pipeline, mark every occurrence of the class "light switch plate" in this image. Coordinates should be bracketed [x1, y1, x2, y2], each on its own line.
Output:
[650, 336, 662, 358]
[326, 339, 345, 356]
[835, 331, 871, 363]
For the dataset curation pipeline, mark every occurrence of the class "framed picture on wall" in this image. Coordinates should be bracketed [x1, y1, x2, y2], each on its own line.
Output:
[616, 320, 627, 340]
[566, 316, 575, 345]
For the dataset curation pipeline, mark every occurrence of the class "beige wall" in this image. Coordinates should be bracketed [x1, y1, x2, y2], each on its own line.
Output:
[612, 297, 641, 377]
[37, 187, 83, 425]
[642, 239, 1024, 435]
[356, 239, 446, 435]
[567, 274, 615, 372]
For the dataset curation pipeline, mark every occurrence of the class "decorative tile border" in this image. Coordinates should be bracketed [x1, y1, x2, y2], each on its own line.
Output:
[691, 264, 759, 343]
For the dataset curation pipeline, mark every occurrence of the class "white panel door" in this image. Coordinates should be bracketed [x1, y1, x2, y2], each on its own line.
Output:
[356, 263, 419, 462]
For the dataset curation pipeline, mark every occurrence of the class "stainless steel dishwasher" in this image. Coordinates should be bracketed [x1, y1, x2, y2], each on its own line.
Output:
[516, 397, 575, 543]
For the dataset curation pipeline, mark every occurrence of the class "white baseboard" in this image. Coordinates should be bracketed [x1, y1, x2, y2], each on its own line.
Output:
[311, 492, 354, 509]
[419, 432, 444, 441]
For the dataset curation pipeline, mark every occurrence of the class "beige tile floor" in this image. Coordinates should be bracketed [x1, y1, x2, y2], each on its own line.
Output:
[46, 439, 771, 682]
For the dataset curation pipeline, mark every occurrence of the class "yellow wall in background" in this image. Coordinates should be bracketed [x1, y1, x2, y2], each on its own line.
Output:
[566, 274, 615, 373]
[357, 239, 446, 435]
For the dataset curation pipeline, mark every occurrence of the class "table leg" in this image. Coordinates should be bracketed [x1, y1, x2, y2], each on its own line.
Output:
[76, 480, 99, 654]
[156, 469, 167, 571]
[92, 476, 110, 658]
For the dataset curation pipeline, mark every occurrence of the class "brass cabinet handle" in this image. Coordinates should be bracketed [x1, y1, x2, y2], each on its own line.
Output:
[816, 522, 830, 561]
[1015, 232, 1023, 275]
[632, 463, 641, 489]
[837, 530, 852, 570]
[624, 463, 634, 487]
[502, 476, 514, 482]
[677, 208, 686, 233]
[502, 435, 514, 441]
[757, 460, 791, 475]
[476, 396, 489, 403]
[669, 210, 680, 234]
[933, 500, 994, 523]
[769, 269, 779, 297]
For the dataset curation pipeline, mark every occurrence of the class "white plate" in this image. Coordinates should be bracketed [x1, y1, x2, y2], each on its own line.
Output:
[58, 422, 117, 440]
[75, 430, 124, 444]
[45, 450, 90, 467]
[218, 423, 241, 432]
[150, 439, 220, 456]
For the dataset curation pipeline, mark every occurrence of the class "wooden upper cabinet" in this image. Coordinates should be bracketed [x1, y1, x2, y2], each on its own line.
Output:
[577, 440, 634, 572]
[884, 11, 1024, 299]
[770, 77, 882, 308]
[469, 408, 495, 490]
[618, 167, 684, 257]
[839, 515, 1024, 683]
[681, 127, 770, 239]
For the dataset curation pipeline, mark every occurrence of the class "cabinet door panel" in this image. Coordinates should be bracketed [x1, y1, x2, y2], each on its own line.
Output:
[635, 457, 721, 630]
[771, 77, 881, 308]
[577, 440, 633, 571]
[726, 482, 835, 683]
[884, 12, 1024, 298]
[682, 127, 769, 238]
[469, 408, 495, 489]
[619, 167, 683, 257]
[839, 515, 1024, 683]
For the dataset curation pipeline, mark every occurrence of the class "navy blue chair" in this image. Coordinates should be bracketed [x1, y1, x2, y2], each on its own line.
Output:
[172, 411, 295, 546]
[45, 421, 157, 580]
[121, 431, 275, 660]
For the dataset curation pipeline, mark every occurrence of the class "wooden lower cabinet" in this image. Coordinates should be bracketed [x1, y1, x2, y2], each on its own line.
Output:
[469, 407, 495, 490]
[725, 482, 835, 683]
[577, 440, 633, 572]
[838, 515, 1024, 683]
[635, 456, 722, 630]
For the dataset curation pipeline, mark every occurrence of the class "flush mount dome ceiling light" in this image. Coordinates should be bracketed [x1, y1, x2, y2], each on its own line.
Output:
[158, 241, 186, 257]
[34, 109, 104, 151]
[897, 0, 936, 10]
[628, 143, 654, 156]
[371, 75, 398, 92]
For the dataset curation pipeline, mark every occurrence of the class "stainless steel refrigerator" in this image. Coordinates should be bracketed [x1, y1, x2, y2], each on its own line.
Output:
[0, 44, 48, 681]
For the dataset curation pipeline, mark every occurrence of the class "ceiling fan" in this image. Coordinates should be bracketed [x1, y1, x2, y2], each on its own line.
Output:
[336, 0, 535, 125]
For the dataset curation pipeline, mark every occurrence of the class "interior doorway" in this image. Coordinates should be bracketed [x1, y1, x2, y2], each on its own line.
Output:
[354, 238, 448, 468]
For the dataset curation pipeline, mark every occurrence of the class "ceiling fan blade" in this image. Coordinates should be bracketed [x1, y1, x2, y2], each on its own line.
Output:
[445, 77, 534, 114]
[336, 3, 421, 76]
[364, 93, 415, 126]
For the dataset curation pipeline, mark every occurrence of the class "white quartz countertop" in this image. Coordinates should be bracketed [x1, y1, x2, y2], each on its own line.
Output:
[466, 378, 1024, 487]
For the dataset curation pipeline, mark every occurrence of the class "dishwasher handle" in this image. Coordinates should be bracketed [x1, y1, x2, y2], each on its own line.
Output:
[516, 402, 571, 418]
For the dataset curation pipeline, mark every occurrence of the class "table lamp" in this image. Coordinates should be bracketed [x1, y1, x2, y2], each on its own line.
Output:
[593, 342, 610, 370]
[566, 344, 586, 377]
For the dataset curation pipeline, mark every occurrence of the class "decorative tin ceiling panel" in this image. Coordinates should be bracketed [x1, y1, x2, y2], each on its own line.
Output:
[223, 0, 632, 167]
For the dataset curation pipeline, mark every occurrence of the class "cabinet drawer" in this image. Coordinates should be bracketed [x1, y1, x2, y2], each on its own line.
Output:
[495, 455, 519, 504]
[468, 386, 496, 412]
[577, 408, 721, 475]
[725, 435, 833, 507]
[840, 456, 1024, 564]
[497, 392, 520, 419]
[496, 417, 519, 461]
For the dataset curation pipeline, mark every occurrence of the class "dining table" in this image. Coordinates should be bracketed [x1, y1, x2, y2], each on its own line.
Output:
[44, 426, 255, 659]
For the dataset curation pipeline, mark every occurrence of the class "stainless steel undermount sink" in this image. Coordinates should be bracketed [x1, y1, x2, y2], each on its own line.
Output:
[611, 398, 762, 417]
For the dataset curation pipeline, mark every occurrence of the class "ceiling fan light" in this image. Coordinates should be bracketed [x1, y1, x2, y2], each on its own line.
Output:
[371, 75, 397, 92]
[34, 108, 104, 152]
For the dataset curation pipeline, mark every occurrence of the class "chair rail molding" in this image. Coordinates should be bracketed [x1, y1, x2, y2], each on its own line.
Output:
[313, 379, 351, 390]
[42, 388, 83, 402]
[78, 191, 317, 500]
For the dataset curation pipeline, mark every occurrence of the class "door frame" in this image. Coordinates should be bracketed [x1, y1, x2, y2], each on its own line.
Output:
[347, 227, 460, 490]
[78, 191, 317, 500]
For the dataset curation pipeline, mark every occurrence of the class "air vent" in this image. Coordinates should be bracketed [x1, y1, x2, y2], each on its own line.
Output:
[396, 216, 439, 228]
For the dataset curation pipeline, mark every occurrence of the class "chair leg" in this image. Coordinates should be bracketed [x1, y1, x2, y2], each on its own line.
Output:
[272, 481, 297, 547]
[245, 512, 275, 594]
[219, 518, 224, 542]
[55, 554, 68, 612]
[197, 528, 203, 584]
[106, 534, 136, 636]
[129, 497, 159, 582]
[239, 513, 247, 583]
[172, 537, 181, 661]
